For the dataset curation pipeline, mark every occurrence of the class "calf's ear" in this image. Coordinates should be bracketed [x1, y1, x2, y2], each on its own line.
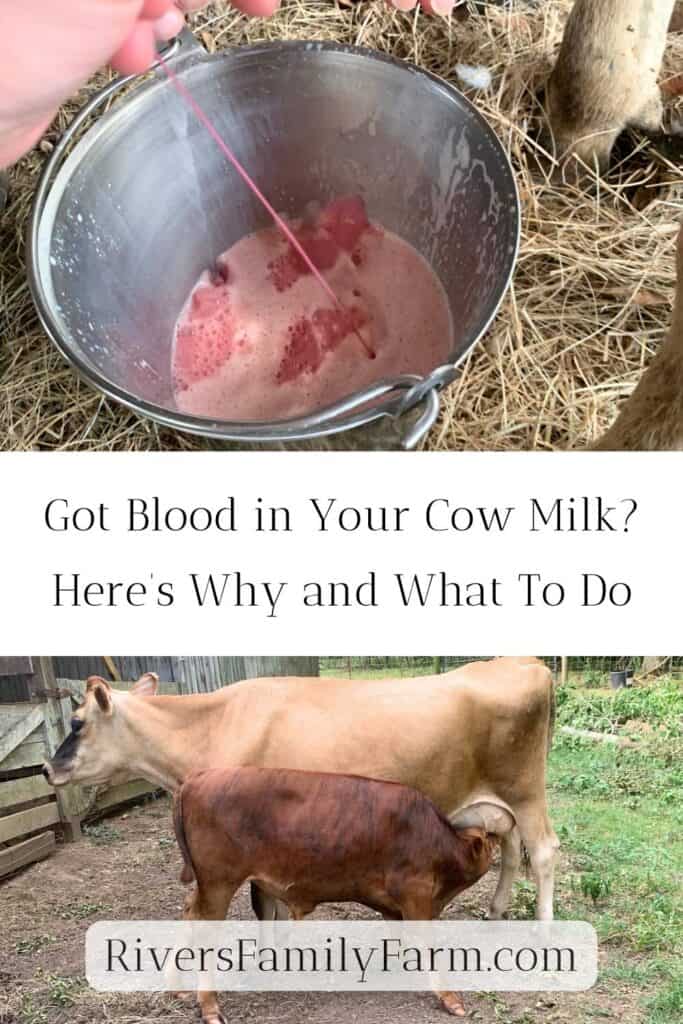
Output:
[131, 672, 159, 697]
[86, 676, 113, 715]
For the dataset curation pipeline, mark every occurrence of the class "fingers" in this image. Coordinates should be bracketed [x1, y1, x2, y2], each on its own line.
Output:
[111, 2, 185, 74]
[142, 0, 175, 17]
[111, 20, 157, 75]
[387, 0, 454, 13]
[154, 7, 186, 38]
[419, 0, 454, 13]
[225, 0, 282, 14]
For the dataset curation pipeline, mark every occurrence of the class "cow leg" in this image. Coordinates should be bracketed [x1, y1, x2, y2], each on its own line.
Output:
[185, 882, 238, 1024]
[512, 808, 560, 921]
[487, 825, 521, 920]
[400, 896, 466, 1017]
[546, 0, 675, 172]
[594, 223, 683, 451]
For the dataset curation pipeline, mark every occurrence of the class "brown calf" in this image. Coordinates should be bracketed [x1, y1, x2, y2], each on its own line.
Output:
[174, 767, 513, 1024]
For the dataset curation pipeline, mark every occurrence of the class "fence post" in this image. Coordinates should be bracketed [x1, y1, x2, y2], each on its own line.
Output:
[29, 657, 82, 842]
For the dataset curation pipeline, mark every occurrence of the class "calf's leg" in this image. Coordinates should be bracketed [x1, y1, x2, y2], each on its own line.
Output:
[185, 882, 238, 1024]
[400, 892, 467, 1018]
[594, 224, 683, 450]
[547, 0, 675, 171]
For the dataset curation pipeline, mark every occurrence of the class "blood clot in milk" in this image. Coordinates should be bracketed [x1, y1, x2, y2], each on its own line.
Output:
[172, 197, 453, 421]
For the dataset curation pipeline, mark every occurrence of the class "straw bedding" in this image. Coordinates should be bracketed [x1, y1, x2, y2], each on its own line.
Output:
[1, 0, 681, 451]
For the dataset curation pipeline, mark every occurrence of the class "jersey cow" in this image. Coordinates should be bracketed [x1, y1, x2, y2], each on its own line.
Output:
[175, 767, 515, 1023]
[43, 656, 559, 923]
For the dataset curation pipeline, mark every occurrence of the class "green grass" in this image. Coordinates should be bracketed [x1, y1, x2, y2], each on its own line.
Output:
[57, 899, 109, 921]
[545, 688, 683, 1023]
[45, 975, 85, 1008]
[82, 822, 122, 844]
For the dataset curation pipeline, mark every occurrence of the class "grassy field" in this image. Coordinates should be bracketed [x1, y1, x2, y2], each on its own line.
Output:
[549, 680, 683, 1023]
[322, 668, 683, 1021]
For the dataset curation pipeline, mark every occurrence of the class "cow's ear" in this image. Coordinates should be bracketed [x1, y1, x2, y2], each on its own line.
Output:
[86, 676, 113, 715]
[462, 830, 485, 864]
[131, 672, 159, 697]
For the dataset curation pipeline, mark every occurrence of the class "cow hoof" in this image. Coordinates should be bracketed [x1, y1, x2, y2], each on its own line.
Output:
[438, 993, 467, 1017]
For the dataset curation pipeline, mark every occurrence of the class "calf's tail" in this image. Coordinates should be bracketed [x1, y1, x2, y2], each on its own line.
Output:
[172, 787, 196, 885]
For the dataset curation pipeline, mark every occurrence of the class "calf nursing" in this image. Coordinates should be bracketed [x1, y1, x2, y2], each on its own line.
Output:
[174, 766, 516, 1024]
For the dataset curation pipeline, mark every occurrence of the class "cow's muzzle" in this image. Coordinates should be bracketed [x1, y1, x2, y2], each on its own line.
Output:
[42, 762, 71, 786]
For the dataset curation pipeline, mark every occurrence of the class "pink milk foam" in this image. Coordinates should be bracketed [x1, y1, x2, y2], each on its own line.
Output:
[172, 197, 453, 421]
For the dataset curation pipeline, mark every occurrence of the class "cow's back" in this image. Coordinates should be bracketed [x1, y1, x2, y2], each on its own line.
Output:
[199, 658, 553, 817]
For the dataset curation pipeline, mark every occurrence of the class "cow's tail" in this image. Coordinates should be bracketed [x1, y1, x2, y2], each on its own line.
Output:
[173, 787, 196, 885]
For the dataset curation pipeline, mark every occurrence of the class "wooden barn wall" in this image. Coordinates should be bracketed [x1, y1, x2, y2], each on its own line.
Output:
[0, 657, 33, 703]
[50, 657, 320, 694]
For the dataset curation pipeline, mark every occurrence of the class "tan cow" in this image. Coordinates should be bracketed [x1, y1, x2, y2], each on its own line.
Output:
[547, 0, 678, 171]
[43, 656, 559, 922]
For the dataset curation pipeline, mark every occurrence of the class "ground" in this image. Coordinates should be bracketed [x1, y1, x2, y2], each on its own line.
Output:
[1, 682, 681, 1024]
[0, 799, 647, 1024]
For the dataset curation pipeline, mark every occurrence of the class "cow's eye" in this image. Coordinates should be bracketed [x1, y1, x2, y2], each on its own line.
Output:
[71, 718, 84, 734]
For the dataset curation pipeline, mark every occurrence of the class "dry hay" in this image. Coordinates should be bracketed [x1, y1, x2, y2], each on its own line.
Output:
[1, 0, 682, 451]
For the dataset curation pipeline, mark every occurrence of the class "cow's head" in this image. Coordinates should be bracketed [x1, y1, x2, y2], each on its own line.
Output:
[42, 673, 159, 787]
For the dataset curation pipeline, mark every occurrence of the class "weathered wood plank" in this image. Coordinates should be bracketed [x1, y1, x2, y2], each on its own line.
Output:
[0, 707, 46, 766]
[57, 677, 178, 697]
[0, 773, 52, 811]
[0, 705, 35, 725]
[0, 830, 55, 879]
[0, 801, 60, 843]
[91, 779, 158, 815]
[0, 657, 33, 677]
[1, 735, 47, 771]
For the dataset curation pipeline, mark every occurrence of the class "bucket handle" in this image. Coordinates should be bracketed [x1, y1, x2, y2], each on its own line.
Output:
[286, 364, 456, 450]
[31, 30, 202, 214]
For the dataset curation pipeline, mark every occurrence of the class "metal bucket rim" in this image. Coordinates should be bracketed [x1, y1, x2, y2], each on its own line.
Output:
[27, 37, 521, 443]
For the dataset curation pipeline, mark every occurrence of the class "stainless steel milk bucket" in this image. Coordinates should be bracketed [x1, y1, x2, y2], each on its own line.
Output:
[28, 31, 519, 449]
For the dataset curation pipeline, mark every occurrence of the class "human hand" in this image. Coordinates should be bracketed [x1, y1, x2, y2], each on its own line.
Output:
[388, 0, 455, 16]
[0, 0, 280, 167]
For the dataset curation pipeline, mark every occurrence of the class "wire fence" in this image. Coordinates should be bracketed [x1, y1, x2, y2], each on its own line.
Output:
[320, 656, 683, 681]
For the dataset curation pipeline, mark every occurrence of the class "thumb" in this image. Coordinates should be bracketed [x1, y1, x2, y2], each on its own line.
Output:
[111, 2, 185, 74]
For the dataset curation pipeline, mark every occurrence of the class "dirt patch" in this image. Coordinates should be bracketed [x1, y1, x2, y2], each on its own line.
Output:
[0, 797, 653, 1024]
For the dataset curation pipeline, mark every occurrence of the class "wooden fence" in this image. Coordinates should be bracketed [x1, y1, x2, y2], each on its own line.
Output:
[0, 660, 179, 879]
[0, 656, 319, 880]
